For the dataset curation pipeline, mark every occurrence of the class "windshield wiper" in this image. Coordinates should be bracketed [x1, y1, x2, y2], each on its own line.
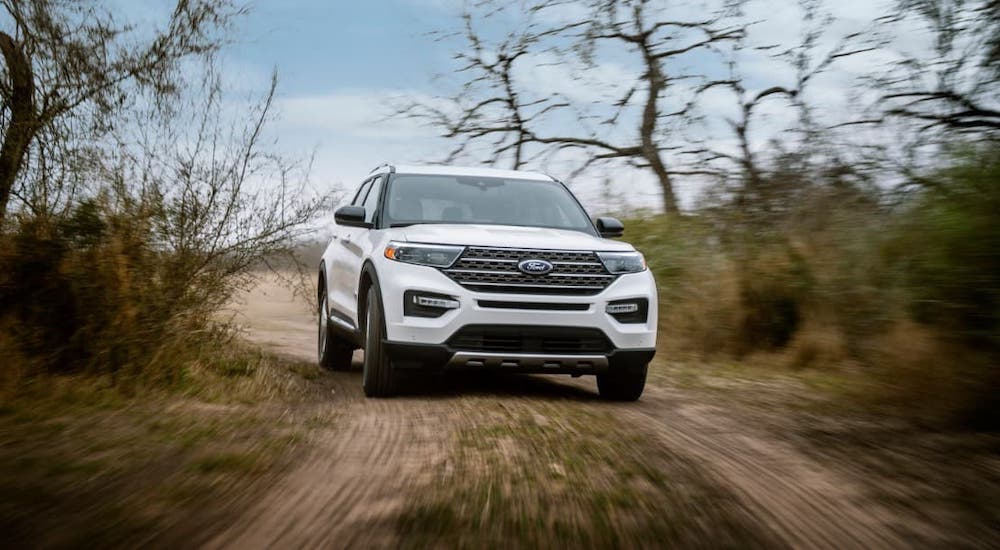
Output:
[389, 222, 440, 228]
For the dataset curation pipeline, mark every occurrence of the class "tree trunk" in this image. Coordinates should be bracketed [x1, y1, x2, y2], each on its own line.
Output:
[649, 154, 679, 214]
[0, 31, 37, 227]
[638, 50, 679, 215]
[512, 132, 524, 169]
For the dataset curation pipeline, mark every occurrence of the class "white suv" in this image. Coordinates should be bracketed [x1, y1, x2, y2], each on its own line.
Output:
[317, 164, 657, 399]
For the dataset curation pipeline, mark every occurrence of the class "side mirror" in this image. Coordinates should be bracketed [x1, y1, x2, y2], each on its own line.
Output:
[595, 217, 624, 238]
[334, 205, 372, 228]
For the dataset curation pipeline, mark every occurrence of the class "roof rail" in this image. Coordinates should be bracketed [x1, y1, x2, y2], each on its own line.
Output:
[541, 171, 561, 183]
[368, 163, 396, 174]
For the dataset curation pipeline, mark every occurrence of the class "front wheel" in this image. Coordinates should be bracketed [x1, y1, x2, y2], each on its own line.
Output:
[596, 365, 648, 401]
[319, 294, 353, 371]
[362, 288, 399, 397]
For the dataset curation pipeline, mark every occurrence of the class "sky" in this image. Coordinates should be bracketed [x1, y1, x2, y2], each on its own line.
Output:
[224, 0, 470, 203]
[148, 0, 924, 212]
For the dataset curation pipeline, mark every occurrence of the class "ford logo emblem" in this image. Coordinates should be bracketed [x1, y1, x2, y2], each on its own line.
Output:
[518, 259, 554, 275]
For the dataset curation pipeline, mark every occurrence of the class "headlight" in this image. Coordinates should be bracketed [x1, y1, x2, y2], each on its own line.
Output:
[384, 241, 464, 267]
[597, 251, 646, 274]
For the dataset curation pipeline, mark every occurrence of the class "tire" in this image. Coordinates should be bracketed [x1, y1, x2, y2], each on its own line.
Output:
[596, 365, 648, 401]
[362, 287, 399, 397]
[318, 293, 354, 371]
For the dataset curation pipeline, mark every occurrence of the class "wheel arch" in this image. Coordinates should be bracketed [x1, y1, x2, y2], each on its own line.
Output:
[317, 260, 327, 307]
[357, 260, 381, 334]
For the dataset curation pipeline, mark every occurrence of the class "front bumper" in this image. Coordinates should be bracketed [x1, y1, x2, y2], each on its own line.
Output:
[384, 341, 654, 375]
[374, 255, 658, 351]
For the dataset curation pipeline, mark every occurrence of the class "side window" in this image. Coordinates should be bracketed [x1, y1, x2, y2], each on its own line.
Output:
[362, 175, 383, 224]
[351, 179, 373, 206]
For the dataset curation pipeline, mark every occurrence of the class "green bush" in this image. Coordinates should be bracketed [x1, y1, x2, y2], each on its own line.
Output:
[0, 197, 220, 384]
[625, 145, 999, 426]
[888, 146, 1000, 349]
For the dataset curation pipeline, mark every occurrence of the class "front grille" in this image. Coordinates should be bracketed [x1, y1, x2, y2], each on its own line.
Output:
[447, 325, 613, 354]
[442, 246, 616, 295]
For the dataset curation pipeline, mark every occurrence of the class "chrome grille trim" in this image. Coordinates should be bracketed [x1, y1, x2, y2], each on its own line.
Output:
[549, 273, 615, 278]
[441, 246, 617, 295]
[466, 257, 517, 263]
[458, 282, 605, 290]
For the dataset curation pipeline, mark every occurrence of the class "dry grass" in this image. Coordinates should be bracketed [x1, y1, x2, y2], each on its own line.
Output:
[0, 342, 327, 548]
[625, 197, 998, 429]
[397, 402, 776, 548]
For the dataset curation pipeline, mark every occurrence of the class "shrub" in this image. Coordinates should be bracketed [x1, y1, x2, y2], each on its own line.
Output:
[0, 200, 198, 383]
[0, 72, 323, 388]
[887, 146, 1000, 350]
[627, 145, 999, 426]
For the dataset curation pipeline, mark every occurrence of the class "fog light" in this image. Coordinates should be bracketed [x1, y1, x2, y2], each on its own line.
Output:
[606, 303, 639, 314]
[414, 295, 459, 309]
[606, 299, 648, 323]
[404, 290, 460, 318]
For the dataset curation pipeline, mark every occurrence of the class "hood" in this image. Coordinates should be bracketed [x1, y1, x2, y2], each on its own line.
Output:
[394, 224, 634, 252]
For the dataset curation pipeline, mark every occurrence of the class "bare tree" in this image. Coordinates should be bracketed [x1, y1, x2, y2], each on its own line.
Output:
[685, 0, 880, 210]
[0, 0, 240, 227]
[107, 66, 325, 315]
[4, 59, 328, 375]
[878, 0, 999, 133]
[398, 13, 576, 170]
[402, 0, 746, 214]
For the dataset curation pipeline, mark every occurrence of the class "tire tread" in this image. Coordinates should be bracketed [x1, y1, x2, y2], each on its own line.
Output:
[597, 367, 648, 401]
[363, 289, 398, 397]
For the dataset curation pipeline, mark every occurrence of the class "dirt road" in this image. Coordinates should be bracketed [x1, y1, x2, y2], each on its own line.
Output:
[208, 277, 930, 549]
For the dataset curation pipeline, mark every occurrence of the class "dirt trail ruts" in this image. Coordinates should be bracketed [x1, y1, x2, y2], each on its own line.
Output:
[205, 381, 450, 549]
[208, 276, 911, 549]
[614, 389, 911, 549]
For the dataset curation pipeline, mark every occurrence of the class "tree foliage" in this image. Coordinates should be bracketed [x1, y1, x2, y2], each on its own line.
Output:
[0, 0, 241, 225]
[401, 0, 752, 214]
[878, 0, 1000, 132]
[403, 0, 998, 213]
[0, 2, 325, 381]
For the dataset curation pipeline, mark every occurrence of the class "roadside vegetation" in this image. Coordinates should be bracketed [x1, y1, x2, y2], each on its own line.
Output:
[627, 145, 999, 427]
[0, 2, 326, 545]
[0, 0, 324, 386]
[0, 344, 336, 547]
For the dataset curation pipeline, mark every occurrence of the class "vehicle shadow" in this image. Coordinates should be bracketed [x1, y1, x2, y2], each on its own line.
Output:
[397, 370, 601, 401]
[331, 355, 602, 401]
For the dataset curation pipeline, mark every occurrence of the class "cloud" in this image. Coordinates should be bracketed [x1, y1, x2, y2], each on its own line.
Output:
[399, 0, 465, 12]
[269, 90, 455, 196]
[277, 90, 442, 141]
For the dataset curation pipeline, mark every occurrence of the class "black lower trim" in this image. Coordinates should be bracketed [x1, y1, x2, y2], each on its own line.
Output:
[607, 348, 656, 373]
[327, 305, 361, 347]
[447, 325, 613, 354]
[478, 300, 590, 311]
[383, 341, 655, 374]
[328, 320, 361, 348]
[383, 341, 454, 370]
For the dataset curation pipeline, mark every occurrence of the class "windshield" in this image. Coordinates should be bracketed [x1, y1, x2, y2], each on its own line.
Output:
[382, 174, 596, 234]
